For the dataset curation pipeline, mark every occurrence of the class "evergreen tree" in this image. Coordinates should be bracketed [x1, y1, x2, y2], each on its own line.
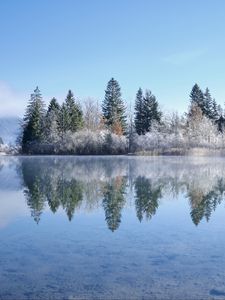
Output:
[142, 90, 161, 133]
[217, 104, 223, 117]
[211, 99, 219, 121]
[57, 103, 68, 138]
[216, 115, 225, 133]
[134, 88, 145, 135]
[22, 87, 45, 153]
[45, 98, 61, 142]
[190, 84, 205, 113]
[47, 97, 60, 115]
[65, 90, 83, 132]
[102, 78, 127, 134]
[203, 88, 213, 119]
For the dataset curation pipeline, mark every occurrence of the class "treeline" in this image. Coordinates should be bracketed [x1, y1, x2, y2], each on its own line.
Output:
[20, 78, 225, 154]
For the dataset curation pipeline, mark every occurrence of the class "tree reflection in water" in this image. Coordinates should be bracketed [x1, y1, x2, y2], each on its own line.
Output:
[134, 176, 162, 222]
[102, 176, 127, 231]
[17, 157, 225, 229]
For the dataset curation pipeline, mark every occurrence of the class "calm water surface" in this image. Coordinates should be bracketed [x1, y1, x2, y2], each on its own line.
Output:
[1, 156, 225, 299]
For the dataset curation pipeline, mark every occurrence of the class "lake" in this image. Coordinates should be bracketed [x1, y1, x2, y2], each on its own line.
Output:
[0, 156, 225, 299]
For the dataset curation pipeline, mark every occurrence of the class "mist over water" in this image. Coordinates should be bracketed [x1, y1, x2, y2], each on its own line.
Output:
[1, 156, 225, 299]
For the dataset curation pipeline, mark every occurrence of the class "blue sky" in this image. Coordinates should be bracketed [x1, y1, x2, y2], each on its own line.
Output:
[0, 0, 225, 116]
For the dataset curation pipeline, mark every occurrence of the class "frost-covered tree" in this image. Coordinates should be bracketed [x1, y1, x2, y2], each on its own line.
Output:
[186, 103, 218, 147]
[102, 78, 127, 134]
[127, 107, 135, 153]
[216, 115, 225, 133]
[22, 87, 45, 153]
[161, 112, 186, 148]
[44, 97, 61, 143]
[83, 97, 101, 131]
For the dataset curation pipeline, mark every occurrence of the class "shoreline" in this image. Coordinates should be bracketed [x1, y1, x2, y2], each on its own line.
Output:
[2, 148, 225, 157]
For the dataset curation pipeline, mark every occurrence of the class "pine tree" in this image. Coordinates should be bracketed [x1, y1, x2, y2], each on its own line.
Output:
[65, 90, 83, 132]
[203, 88, 213, 119]
[45, 98, 61, 142]
[211, 99, 219, 121]
[22, 87, 45, 152]
[57, 103, 68, 138]
[216, 115, 225, 133]
[47, 97, 60, 115]
[102, 78, 127, 134]
[142, 90, 161, 133]
[190, 84, 205, 113]
[134, 88, 145, 135]
[217, 104, 223, 117]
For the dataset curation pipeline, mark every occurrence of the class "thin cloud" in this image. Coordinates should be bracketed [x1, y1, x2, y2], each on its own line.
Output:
[0, 81, 26, 117]
[163, 49, 206, 65]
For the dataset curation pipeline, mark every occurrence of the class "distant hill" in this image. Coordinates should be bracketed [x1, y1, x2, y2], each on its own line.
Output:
[0, 117, 21, 145]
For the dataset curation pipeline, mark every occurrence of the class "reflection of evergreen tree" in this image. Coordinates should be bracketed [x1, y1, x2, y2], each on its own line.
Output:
[17, 157, 225, 228]
[189, 179, 225, 225]
[134, 176, 162, 222]
[21, 159, 46, 224]
[57, 179, 83, 221]
[24, 178, 45, 224]
[45, 176, 61, 213]
[21, 158, 84, 222]
[102, 176, 127, 232]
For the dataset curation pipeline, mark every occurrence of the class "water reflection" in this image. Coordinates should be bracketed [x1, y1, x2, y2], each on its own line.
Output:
[102, 176, 127, 231]
[1, 156, 225, 230]
[135, 176, 162, 222]
[188, 178, 225, 225]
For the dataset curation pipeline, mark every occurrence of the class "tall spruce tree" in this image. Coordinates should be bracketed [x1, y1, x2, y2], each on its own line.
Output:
[217, 104, 223, 117]
[22, 87, 45, 152]
[134, 88, 145, 135]
[190, 84, 205, 113]
[45, 97, 61, 142]
[64, 90, 83, 132]
[142, 90, 161, 133]
[216, 115, 225, 133]
[203, 88, 213, 119]
[57, 103, 68, 138]
[47, 97, 60, 115]
[211, 99, 219, 121]
[102, 78, 127, 134]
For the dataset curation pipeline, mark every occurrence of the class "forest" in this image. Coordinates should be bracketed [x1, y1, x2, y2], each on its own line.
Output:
[19, 78, 225, 155]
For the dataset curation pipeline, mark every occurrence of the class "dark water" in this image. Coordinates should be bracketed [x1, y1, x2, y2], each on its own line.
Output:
[1, 156, 225, 299]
